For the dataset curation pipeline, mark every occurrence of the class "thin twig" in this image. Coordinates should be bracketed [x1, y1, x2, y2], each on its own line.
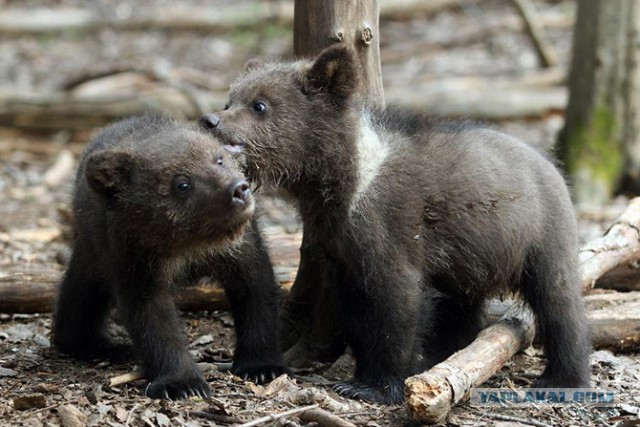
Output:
[108, 362, 215, 387]
[125, 403, 140, 426]
[487, 413, 554, 427]
[109, 371, 144, 388]
[299, 407, 357, 427]
[511, 0, 556, 68]
[237, 404, 319, 427]
[190, 411, 244, 425]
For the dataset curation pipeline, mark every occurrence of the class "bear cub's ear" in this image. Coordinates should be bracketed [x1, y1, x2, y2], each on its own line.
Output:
[304, 45, 359, 109]
[85, 150, 134, 196]
[243, 58, 263, 73]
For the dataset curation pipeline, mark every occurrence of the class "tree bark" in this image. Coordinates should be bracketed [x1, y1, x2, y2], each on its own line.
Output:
[557, 0, 640, 207]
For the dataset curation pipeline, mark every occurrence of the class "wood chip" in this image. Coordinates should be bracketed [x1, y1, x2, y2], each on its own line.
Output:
[57, 404, 88, 427]
[12, 394, 46, 410]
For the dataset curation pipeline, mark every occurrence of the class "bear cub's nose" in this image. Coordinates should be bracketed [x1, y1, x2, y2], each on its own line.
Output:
[231, 181, 251, 205]
[199, 114, 220, 130]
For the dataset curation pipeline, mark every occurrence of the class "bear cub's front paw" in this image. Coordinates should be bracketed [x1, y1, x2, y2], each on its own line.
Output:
[145, 371, 210, 400]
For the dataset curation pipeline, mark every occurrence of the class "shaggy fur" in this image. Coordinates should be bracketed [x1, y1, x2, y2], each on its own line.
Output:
[200, 46, 591, 404]
[53, 115, 289, 400]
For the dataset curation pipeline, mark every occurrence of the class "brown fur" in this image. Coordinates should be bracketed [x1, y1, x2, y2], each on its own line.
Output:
[53, 114, 289, 400]
[200, 47, 591, 404]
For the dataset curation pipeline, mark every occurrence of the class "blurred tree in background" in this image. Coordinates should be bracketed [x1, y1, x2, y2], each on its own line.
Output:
[558, 0, 640, 207]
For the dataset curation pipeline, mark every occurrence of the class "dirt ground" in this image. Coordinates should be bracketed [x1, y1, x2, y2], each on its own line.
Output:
[1, 0, 640, 426]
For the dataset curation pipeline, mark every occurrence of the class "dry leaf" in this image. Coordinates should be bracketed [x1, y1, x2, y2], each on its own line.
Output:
[115, 406, 129, 423]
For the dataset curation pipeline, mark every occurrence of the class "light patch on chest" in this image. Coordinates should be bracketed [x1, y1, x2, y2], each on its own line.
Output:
[350, 114, 389, 212]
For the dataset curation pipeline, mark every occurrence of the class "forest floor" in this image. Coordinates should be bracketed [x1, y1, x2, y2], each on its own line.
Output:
[1, 0, 639, 426]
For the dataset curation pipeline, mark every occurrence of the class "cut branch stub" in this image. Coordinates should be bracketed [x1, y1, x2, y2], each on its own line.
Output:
[361, 26, 373, 44]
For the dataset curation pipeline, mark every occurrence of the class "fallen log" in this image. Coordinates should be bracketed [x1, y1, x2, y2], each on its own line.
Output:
[405, 304, 536, 424]
[0, 87, 227, 130]
[0, 1, 573, 37]
[594, 263, 640, 292]
[0, 82, 568, 131]
[585, 291, 640, 353]
[404, 291, 640, 423]
[0, 2, 476, 35]
[0, 273, 59, 314]
[0, 5, 294, 35]
[580, 197, 640, 292]
[0, 227, 300, 314]
[485, 294, 640, 354]
[381, 11, 572, 64]
[387, 84, 566, 120]
[0, 275, 231, 314]
[0, 266, 297, 314]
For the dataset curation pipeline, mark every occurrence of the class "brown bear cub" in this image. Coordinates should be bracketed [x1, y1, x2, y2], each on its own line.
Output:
[53, 114, 289, 400]
[199, 46, 591, 405]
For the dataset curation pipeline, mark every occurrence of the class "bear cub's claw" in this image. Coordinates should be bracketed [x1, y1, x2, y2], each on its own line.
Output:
[145, 373, 211, 400]
[233, 364, 293, 384]
[333, 378, 404, 405]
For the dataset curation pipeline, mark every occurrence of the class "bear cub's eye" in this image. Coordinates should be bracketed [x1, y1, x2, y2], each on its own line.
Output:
[172, 175, 192, 196]
[216, 157, 224, 166]
[223, 103, 230, 110]
[253, 101, 267, 114]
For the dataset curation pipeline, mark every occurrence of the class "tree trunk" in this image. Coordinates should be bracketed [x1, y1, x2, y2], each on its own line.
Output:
[557, 0, 640, 207]
[621, 2, 640, 194]
[280, 0, 385, 363]
[293, 0, 384, 105]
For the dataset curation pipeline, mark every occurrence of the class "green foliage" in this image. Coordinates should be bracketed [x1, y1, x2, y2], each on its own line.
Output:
[229, 22, 291, 49]
[564, 107, 623, 205]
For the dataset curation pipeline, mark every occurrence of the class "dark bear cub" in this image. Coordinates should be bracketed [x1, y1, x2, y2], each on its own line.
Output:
[53, 114, 289, 400]
[200, 46, 591, 404]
